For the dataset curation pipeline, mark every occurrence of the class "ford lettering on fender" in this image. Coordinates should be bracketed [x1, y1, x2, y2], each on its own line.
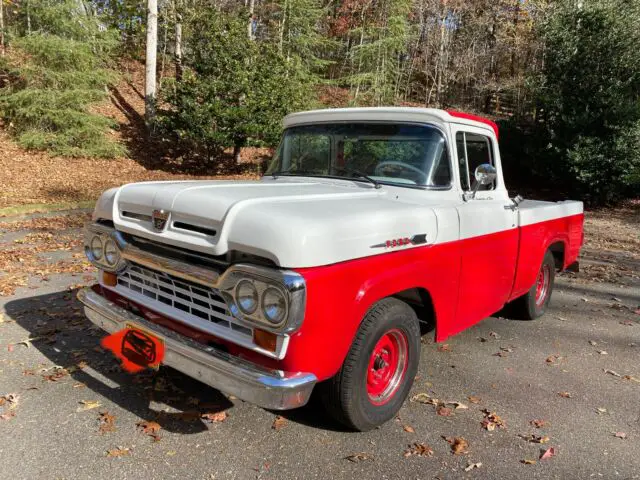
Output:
[77, 108, 584, 431]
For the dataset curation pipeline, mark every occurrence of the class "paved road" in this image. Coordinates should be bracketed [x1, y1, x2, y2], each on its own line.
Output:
[0, 212, 639, 479]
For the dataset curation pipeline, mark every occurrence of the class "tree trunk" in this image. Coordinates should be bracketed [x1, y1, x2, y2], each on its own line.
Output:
[233, 142, 242, 163]
[175, 14, 183, 82]
[247, 0, 255, 40]
[0, 0, 4, 56]
[145, 0, 158, 129]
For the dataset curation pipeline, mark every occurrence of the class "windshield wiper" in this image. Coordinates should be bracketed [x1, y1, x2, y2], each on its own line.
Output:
[331, 167, 381, 189]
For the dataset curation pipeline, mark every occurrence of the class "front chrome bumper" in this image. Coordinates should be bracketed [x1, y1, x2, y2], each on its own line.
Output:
[77, 287, 317, 410]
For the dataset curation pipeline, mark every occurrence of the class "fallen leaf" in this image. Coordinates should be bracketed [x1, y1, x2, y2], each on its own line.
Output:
[518, 434, 550, 444]
[489, 332, 500, 339]
[437, 344, 452, 352]
[0, 411, 16, 421]
[465, 462, 482, 472]
[596, 407, 608, 415]
[546, 355, 560, 364]
[623, 375, 640, 383]
[500, 346, 514, 353]
[201, 411, 229, 423]
[539, 447, 556, 460]
[437, 406, 453, 417]
[73, 383, 86, 388]
[446, 401, 469, 410]
[589, 340, 597, 346]
[530, 419, 547, 428]
[271, 415, 287, 430]
[403, 443, 433, 457]
[597, 350, 608, 355]
[443, 436, 469, 455]
[613, 432, 627, 439]
[166, 451, 177, 456]
[137, 420, 161, 441]
[403, 425, 415, 433]
[604, 369, 621, 377]
[411, 393, 438, 405]
[521, 459, 537, 465]
[468, 395, 481, 404]
[481, 409, 505, 430]
[619, 320, 634, 326]
[98, 411, 116, 434]
[77, 400, 101, 412]
[558, 391, 572, 398]
[345, 452, 373, 462]
[106, 447, 130, 458]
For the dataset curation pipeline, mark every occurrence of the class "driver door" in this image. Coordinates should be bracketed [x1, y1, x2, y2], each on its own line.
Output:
[453, 126, 519, 330]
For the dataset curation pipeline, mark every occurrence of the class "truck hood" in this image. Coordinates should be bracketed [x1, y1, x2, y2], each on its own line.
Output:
[102, 179, 439, 268]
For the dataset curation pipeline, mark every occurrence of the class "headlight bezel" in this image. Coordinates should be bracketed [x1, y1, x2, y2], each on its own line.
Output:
[219, 266, 305, 334]
[84, 225, 127, 273]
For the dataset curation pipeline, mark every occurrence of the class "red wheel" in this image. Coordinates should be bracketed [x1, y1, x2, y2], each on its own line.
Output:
[320, 298, 420, 431]
[366, 329, 409, 406]
[507, 250, 556, 320]
[535, 263, 551, 307]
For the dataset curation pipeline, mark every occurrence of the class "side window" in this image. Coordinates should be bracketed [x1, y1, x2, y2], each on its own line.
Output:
[456, 132, 495, 191]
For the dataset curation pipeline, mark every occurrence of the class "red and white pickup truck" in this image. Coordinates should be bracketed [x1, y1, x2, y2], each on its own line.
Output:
[78, 108, 584, 431]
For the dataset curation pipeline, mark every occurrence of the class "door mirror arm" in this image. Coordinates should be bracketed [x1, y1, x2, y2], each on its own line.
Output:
[463, 164, 497, 201]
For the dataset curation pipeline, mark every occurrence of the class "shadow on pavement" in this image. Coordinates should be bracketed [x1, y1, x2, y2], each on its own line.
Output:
[4, 289, 235, 434]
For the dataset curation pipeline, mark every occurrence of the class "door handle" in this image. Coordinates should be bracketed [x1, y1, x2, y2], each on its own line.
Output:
[504, 203, 518, 211]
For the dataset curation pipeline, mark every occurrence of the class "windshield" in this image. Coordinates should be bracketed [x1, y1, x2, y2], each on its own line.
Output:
[266, 123, 451, 188]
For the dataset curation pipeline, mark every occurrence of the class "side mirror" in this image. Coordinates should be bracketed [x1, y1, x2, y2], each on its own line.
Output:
[467, 163, 497, 200]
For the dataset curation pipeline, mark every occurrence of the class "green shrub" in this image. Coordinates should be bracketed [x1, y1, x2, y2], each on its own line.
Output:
[0, 1, 124, 158]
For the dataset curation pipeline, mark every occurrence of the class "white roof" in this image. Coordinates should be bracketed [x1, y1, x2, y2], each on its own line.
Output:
[283, 107, 496, 136]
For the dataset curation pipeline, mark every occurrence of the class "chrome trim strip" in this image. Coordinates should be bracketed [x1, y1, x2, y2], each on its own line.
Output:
[77, 287, 316, 410]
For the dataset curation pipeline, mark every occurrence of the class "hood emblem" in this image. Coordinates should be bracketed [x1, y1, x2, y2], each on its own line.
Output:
[152, 209, 169, 231]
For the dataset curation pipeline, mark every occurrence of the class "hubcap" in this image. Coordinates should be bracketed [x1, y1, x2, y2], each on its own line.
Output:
[367, 329, 409, 405]
[535, 264, 551, 307]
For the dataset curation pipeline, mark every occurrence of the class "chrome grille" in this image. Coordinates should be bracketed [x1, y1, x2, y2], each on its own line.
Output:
[116, 263, 252, 337]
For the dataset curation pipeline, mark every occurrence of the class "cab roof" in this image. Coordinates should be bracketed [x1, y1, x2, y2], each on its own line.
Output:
[283, 107, 499, 139]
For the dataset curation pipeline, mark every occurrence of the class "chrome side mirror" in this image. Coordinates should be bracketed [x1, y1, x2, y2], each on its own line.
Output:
[467, 163, 497, 199]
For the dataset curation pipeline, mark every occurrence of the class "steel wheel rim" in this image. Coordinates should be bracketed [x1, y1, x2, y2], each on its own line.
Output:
[366, 329, 409, 405]
[535, 264, 551, 307]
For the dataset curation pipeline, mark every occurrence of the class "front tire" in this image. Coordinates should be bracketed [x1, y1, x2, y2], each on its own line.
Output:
[508, 250, 556, 320]
[320, 298, 420, 431]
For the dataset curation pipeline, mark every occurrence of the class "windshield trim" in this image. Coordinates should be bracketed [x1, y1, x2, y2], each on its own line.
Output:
[270, 173, 454, 191]
[266, 121, 453, 191]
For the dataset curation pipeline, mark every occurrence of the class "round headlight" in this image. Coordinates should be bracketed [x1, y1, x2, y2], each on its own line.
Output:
[261, 287, 287, 325]
[90, 235, 103, 260]
[103, 238, 120, 266]
[236, 280, 258, 315]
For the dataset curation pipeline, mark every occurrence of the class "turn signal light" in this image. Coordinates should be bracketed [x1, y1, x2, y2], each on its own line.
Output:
[102, 270, 117, 287]
[253, 328, 277, 353]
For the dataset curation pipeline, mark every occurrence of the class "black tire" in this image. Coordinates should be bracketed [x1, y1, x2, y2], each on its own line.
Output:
[508, 250, 556, 320]
[320, 297, 421, 431]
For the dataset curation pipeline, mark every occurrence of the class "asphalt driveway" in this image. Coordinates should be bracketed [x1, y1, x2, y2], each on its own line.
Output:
[0, 210, 638, 479]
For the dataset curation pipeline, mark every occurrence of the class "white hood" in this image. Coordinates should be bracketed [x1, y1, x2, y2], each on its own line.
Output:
[95, 179, 439, 268]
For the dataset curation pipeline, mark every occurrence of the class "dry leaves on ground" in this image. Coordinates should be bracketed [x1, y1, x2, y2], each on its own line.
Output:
[437, 406, 454, 417]
[271, 415, 287, 430]
[98, 411, 116, 434]
[403, 443, 434, 458]
[518, 434, 550, 444]
[403, 425, 415, 433]
[345, 452, 373, 462]
[443, 436, 469, 455]
[410, 393, 439, 405]
[136, 420, 161, 442]
[106, 447, 130, 458]
[558, 391, 572, 398]
[530, 419, 548, 428]
[201, 411, 228, 423]
[468, 395, 481, 404]
[613, 432, 627, 439]
[539, 447, 556, 460]
[465, 462, 482, 471]
[481, 409, 505, 431]
[77, 400, 102, 412]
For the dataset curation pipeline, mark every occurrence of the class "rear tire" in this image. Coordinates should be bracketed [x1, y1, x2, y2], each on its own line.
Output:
[320, 298, 420, 431]
[508, 250, 556, 320]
